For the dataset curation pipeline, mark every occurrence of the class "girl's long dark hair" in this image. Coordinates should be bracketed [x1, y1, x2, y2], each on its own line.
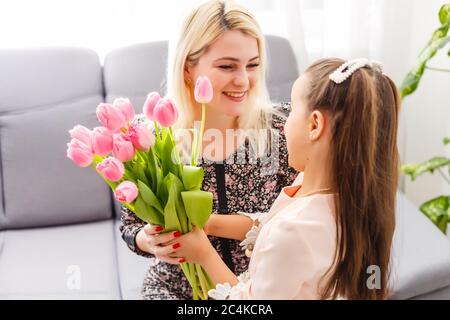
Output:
[304, 58, 400, 299]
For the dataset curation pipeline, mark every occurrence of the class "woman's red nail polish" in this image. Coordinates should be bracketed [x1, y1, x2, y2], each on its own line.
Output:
[173, 243, 181, 249]
[179, 258, 186, 263]
[155, 226, 163, 232]
[173, 231, 181, 238]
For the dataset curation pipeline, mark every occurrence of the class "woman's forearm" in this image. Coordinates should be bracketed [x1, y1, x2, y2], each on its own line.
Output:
[205, 214, 253, 241]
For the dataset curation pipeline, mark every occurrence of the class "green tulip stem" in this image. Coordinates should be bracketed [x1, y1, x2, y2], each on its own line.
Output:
[192, 103, 206, 166]
[198, 103, 206, 162]
[153, 121, 160, 141]
[168, 127, 184, 173]
[196, 264, 209, 300]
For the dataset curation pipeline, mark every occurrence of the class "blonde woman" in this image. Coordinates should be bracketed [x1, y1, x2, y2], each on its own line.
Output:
[119, 0, 298, 299]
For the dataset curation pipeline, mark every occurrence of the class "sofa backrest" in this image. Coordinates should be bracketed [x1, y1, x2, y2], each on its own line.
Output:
[0, 47, 113, 230]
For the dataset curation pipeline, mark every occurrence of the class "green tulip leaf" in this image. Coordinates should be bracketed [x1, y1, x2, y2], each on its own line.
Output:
[133, 195, 164, 226]
[169, 174, 189, 233]
[144, 149, 156, 190]
[161, 133, 180, 178]
[181, 190, 213, 228]
[134, 163, 149, 187]
[137, 180, 163, 214]
[182, 165, 205, 190]
[163, 173, 183, 232]
[420, 195, 450, 234]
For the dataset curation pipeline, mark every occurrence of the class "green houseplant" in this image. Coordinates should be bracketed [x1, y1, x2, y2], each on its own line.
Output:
[400, 4, 450, 234]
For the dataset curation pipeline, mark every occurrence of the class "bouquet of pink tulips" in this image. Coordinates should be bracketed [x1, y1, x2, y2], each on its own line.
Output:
[67, 76, 214, 300]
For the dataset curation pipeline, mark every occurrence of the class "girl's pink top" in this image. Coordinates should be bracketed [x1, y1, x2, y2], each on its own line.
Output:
[209, 176, 337, 300]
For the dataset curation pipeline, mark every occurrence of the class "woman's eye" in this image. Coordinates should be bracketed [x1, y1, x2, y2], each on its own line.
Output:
[247, 64, 260, 69]
[219, 65, 233, 70]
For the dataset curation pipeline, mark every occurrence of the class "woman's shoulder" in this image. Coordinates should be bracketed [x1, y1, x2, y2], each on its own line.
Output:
[270, 102, 291, 131]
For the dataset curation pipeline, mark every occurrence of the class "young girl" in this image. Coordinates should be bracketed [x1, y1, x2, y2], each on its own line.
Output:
[119, 0, 298, 299]
[159, 57, 400, 299]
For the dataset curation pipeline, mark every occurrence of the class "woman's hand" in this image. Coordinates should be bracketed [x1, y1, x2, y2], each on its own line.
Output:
[135, 224, 182, 264]
[160, 226, 216, 265]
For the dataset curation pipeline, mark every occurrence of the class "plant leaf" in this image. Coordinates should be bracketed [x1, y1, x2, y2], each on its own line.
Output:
[420, 195, 450, 234]
[400, 4, 450, 99]
[439, 4, 450, 25]
[401, 156, 450, 180]
[444, 137, 450, 145]
[181, 190, 213, 228]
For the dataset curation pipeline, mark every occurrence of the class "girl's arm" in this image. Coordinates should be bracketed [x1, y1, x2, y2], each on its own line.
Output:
[200, 246, 239, 286]
[204, 214, 253, 241]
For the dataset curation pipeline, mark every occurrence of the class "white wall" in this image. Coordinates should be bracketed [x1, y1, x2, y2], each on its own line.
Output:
[401, 0, 450, 207]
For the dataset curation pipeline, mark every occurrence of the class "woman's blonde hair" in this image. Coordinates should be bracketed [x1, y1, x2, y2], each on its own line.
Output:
[167, 0, 277, 158]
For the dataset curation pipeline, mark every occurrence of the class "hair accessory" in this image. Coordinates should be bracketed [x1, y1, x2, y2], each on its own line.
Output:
[329, 58, 384, 84]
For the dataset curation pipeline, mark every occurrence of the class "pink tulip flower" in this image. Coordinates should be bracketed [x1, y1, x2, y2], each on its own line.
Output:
[114, 181, 139, 203]
[92, 126, 113, 156]
[96, 102, 127, 132]
[127, 122, 155, 151]
[153, 98, 179, 127]
[96, 157, 125, 182]
[66, 138, 94, 167]
[194, 76, 213, 104]
[113, 97, 135, 123]
[68, 125, 93, 151]
[143, 92, 161, 121]
[112, 134, 135, 162]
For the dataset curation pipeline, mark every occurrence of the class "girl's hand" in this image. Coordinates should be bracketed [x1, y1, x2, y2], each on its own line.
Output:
[160, 226, 216, 265]
[135, 224, 182, 264]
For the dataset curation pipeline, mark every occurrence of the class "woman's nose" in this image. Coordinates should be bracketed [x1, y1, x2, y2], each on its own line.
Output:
[233, 70, 250, 88]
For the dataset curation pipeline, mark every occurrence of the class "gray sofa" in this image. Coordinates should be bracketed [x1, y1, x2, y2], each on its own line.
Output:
[0, 36, 449, 300]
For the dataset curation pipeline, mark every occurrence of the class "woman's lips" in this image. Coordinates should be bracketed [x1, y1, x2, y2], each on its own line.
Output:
[222, 91, 247, 102]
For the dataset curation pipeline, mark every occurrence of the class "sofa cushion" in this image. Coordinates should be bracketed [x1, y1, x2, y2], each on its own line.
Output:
[114, 220, 153, 299]
[0, 220, 120, 299]
[0, 47, 112, 229]
[0, 99, 112, 229]
[390, 192, 450, 299]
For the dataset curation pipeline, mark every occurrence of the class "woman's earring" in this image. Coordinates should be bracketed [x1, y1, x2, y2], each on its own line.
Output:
[185, 78, 192, 86]
[309, 133, 314, 139]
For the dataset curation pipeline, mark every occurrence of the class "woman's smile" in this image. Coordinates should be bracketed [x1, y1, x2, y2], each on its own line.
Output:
[222, 90, 248, 102]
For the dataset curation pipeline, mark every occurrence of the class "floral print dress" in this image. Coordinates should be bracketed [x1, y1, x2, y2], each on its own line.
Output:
[119, 103, 298, 299]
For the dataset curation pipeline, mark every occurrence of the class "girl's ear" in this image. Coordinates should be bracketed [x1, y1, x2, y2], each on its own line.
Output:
[308, 110, 326, 141]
